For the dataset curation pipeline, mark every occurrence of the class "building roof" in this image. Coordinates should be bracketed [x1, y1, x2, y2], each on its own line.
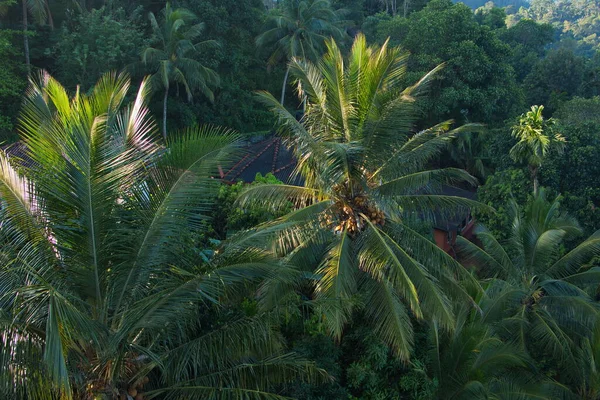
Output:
[221, 134, 300, 184]
[431, 185, 477, 232]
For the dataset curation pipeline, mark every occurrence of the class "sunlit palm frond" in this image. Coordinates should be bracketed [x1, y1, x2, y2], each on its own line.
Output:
[109, 125, 240, 317]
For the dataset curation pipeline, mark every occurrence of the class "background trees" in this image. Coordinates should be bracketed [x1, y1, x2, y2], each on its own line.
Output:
[366, 0, 522, 125]
[0, 29, 26, 143]
[142, 3, 220, 139]
[177, 0, 276, 132]
[52, 6, 146, 91]
[256, 0, 347, 104]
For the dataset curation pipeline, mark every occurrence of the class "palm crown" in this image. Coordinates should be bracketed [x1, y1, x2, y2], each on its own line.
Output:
[256, 0, 347, 104]
[510, 105, 565, 194]
[0, 72, 323, 399]
[458, 189, 600, 382]
[240, 34, 484, 359]
[427, 305, 568, 400]
[142, 3, 220, 139]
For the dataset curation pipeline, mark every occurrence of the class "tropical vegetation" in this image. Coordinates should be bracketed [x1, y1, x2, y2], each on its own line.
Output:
[142, 3, 220, 139]
[241, 34, 482, 359]
[1, 0, 600, 399]
[0, 72, 322, 399]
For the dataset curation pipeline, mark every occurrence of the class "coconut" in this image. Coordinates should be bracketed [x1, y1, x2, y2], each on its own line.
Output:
[127, 387, 137, 397]
[135, 394, 144, 400]
[143, 376, 149, 384]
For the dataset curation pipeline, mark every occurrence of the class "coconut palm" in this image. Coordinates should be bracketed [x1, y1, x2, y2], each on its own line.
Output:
[572, 322, 600, 399]
[510, 105, 565, 195]
[20, 0, 53, 71]
[239, 34, 484, 360]
[0, 72, 324, 399]
[142, 3, 220, 140]
[255, 0, 347, 104]
[457, 189, 600, 381]
[427, 305, 570, 400]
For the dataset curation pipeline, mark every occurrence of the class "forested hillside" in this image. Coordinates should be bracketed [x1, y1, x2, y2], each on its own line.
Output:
[456, 0, 528, 10]
[1, 0, 600, 399]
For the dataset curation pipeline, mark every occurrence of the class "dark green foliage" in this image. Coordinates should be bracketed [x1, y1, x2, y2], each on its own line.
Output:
[476, 167, 530, 239]
[524, 47, 587, 113]
[541, 97, 600, 234]
[177, 0, 278, 132]
[474, 4, 507, 29]
[212, 173, 289, 239]
[0, 29, 26, 143]
[331, 0, 367, 25]
[341, 325, 436, 400]
[284, 330, 350, 399]
[368, 0, 523, 125]
[499, 18, 555, 81]
[51, 6, 147, 91]
[580, 52, 600, 98]
[282, 312, 436, 400]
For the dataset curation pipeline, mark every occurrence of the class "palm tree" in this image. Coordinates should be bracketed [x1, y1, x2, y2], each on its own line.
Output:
[510, 105, 565, 195]
[574, 323, 600, 399]
[20, 0, 53, 72]
[457, 189, 600, 381]
[256, 0, 346, 104]
[0, 72, 324, 398]
[426, 305, 569, 399]
[239, 34, 484, 360]
[142, 3, 220, 140]
[380, 0, 397, 15]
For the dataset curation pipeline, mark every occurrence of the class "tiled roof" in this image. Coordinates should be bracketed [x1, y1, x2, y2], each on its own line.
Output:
[221, 134, 299, 184]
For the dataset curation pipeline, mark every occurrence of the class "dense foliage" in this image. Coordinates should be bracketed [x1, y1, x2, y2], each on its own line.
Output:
[1, 0, 600, 399]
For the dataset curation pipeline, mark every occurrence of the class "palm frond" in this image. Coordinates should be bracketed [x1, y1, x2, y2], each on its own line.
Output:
[545, 230, 600, 279]
[361, 278, 413, 360]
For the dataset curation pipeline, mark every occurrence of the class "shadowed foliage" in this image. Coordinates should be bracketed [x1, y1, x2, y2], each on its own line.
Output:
[142, 3, 220, 139]
[458, 189, 600, 390]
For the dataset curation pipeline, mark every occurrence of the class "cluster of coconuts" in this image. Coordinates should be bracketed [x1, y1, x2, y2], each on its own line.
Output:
[522, 289, 544, 311]
[120, 376, 149, 400]
[326, 195, 385, 234]
[353, 196, 385, 226]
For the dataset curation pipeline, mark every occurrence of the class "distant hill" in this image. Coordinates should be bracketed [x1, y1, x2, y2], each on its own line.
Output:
[454, 0, 529, 10]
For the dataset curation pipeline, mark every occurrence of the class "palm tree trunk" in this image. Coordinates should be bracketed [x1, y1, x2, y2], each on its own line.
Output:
[530, 165, 539, 195]
[46, 1, 54, 30]
[162, 87, 169, 141]
[280, 66, 290, 105]
[22, 0, 30, 72]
